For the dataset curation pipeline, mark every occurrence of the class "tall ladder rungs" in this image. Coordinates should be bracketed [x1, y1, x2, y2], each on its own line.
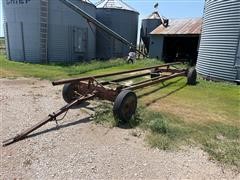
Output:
[40, 0, 49, 63]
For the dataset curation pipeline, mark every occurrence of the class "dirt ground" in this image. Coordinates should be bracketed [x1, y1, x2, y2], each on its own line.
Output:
[1, 78, 239, 179]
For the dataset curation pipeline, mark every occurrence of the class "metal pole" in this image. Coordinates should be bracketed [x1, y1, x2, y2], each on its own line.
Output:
[20, 22, 26, 61]
[58, 0, 146, 56]
[125, 72, 186, 91]
[52, 62, 182, 86]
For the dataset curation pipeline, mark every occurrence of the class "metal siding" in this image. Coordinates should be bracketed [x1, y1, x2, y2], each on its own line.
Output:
[3, 0, 41, 62]
[3, 0, 96, 63]
[151, 18, 202, 35]
[24, 22, 41, 63]
[7, 22, 24, 61]
[197, 0, 240, 82]
[48, 0, 96, 62]
[96, 8, 138, 59]
[149, 35, 164, 59]
[141, 18, 161, 51]
[48, 24, 69, 62]
[142, 19, 161, 37]
[236, 32, 240, 80]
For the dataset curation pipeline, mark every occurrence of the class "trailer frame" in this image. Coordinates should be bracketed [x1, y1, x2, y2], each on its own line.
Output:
[2, 62, 197, 146]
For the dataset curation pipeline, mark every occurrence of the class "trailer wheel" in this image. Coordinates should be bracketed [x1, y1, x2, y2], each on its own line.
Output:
[187, 67, 197, 85]
[62, 83, 78, 103]
[113, 90, 137, 123]
[150, 69, 160, 79]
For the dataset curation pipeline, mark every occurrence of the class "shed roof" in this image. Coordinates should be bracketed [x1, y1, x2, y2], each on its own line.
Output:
[150, 18, 202, 35]
[96, 0, 138, 12]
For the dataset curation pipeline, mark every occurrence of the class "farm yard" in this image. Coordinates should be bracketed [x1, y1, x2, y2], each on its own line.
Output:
[0, 54, 239, 179]
[1, 0, 240, 178]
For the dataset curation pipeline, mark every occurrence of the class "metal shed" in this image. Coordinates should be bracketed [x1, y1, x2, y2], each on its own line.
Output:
[95, 0, 139, 59]
[197, 0, 240, 83]
[149, 18, 202, 64]
[3, 0, 96, 63]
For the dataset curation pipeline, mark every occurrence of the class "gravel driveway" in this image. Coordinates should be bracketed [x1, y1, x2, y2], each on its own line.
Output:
[0, 78, 239, 179]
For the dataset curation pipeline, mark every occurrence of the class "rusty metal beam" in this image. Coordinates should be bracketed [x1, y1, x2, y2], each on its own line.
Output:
[101, 72, 151, 86]
[125, 72, 186, 91]
[130, 74, 169, 86]
[101, 68, 186, 86]
[52, 62, 182, 86]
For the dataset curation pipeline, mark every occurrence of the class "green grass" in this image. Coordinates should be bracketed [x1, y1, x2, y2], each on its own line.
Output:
[94, 102, 240, 169]
[1, 54, 239, 169]
[136, 77, 239, 168]
[94, 78, 240, 169]
[0, 54, 162, 80]
[138, 77, 240, 126]
[0, 38, 5, 55]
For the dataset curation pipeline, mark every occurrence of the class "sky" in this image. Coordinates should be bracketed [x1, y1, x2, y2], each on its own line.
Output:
[0, 0, 205, 37]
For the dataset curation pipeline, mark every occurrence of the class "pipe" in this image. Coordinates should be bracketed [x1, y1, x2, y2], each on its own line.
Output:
[52, 62, 182, 86]
[59, 0, 146, 56]
[125, 72, 186, 91]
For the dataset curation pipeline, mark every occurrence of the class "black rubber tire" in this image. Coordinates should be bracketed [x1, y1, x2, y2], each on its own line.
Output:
[150, 69, 160, 79]
[187, 67, 197, 85]
[62, 83, 78, 103]
[113, 90, 137, 123]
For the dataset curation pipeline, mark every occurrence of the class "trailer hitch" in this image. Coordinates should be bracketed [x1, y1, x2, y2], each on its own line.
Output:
[2, 94, 95, 147]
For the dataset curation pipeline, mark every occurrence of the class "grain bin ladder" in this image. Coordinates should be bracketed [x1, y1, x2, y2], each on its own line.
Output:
[2, 63, 197, 146]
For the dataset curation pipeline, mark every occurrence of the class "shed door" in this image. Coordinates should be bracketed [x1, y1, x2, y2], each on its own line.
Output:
[74, 28, 87, 53]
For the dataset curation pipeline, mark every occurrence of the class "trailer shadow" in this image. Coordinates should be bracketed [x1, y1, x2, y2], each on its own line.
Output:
[145, 84, 187, 107]
[138, 77, 184, 99]
[26, 116, 92, 140]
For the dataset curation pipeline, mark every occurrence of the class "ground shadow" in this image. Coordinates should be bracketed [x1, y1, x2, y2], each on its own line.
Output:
[145, 84, 187, 107]
[26, 116, 92, 139]
[3, 116, 92, 147]
[138, 77, 184, 99]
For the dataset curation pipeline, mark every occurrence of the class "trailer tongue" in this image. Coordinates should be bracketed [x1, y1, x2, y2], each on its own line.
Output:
[2, 62, 197, 147]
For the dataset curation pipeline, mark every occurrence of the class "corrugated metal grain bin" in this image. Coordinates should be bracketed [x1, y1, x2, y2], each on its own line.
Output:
[96, 0, 139, 59]
[3, 0, 96, 63]
[197, 0, 240, 82]
[141, 11, 162, 53]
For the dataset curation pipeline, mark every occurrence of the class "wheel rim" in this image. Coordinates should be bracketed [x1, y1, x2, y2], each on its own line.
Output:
[121, 95, 137, 120]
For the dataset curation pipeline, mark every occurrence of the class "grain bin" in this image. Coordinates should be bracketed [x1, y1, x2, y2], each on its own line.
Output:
[197, 0, 240, 83]
[95, 0, 139, 59]
[3, 0, 96, 63]
[141, 11, 162, 53]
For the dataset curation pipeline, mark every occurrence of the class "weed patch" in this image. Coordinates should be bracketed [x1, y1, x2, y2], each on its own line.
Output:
[93, 101, 117, 127]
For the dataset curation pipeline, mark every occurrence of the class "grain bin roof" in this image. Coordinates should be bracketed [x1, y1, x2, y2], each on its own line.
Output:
[96, 0, 138, 13]
[145, 11, 161, 19]
[150, 18, 202, 35]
